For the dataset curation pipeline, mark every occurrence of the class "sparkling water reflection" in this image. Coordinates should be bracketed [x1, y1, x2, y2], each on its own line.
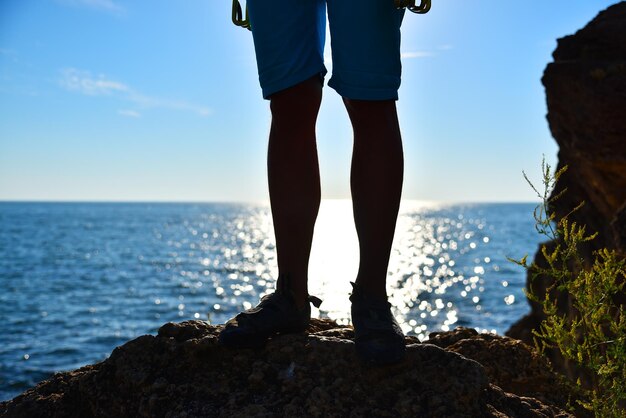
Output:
[0, 201, 539, 401]
[309, 201, 534, 337]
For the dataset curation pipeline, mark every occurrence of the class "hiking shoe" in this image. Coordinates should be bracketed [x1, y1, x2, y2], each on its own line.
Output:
[218, 276, 322, 348]
[350, 282, 406, 365]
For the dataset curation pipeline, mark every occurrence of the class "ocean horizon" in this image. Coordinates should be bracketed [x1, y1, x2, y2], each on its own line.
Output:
[1, 200, 542, 401]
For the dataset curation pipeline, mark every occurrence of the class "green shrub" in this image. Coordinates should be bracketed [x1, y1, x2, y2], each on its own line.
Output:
[511, 159, 626, 417]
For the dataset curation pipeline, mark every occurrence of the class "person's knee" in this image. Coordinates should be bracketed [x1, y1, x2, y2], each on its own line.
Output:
[270, 76, 323, 123]
[343, 98, 396, 118]
[343, 98, 399, 135]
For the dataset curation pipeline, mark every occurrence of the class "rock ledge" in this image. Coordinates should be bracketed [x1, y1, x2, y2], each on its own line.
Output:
[1, 319, 579, 417]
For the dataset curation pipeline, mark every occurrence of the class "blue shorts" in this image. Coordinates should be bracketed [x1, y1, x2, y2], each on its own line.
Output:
[247, 0, 405, 100]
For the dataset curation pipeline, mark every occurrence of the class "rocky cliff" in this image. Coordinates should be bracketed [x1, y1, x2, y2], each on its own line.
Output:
[3, 4, 624, 418]
[1, 320, 579, 418]
[507, 1, 626, 379]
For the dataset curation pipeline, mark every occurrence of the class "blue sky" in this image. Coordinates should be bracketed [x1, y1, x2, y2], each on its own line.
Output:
[0, 0, 617, 202]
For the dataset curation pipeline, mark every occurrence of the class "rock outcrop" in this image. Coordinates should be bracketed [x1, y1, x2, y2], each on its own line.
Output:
[507, 1, 626, 379]
[541, 1, 626, 253]
[1, 320, 578, 418]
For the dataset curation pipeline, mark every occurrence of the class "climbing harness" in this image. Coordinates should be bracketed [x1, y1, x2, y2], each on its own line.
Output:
[231, 0, 431, 30]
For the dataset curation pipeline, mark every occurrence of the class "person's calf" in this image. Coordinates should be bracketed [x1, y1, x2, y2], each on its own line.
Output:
[267, 76, 324, 309]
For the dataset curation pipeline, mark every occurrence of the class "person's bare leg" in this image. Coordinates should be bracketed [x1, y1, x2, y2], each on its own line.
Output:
[268, 76, 323, 308]
[344, 98, 403, 302]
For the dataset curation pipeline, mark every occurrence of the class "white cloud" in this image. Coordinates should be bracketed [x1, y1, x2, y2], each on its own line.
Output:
[401, 51, 434, 59]
[60, 68, 129, 95]
[126, 92, 212, 116]
[118, 109, 141, 118]
[401, 45, 453, 59]
[59, 68, 212, 117]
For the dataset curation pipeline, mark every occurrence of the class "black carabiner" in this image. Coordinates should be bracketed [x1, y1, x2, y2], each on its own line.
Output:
[395, 0, 431, 14]
[232, 0, 251, 30]
[408, 0, 431, 14]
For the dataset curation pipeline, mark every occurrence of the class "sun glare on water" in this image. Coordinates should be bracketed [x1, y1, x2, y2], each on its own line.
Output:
[308, 200, 451, 335]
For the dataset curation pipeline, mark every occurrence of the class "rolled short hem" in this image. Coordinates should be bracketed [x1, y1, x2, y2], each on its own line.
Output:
[328, 78, 400, 101]
[261, 66, 328, 100]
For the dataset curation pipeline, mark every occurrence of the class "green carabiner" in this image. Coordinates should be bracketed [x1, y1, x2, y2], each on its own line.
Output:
[396, 0, 431, 14]
[232, 0, 251, 30]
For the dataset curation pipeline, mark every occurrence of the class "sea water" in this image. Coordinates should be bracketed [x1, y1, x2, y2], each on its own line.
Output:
[0, 201, 541, 401]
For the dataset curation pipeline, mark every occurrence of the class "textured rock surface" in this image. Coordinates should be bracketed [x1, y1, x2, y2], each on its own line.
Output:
[507, 1, 626, 379]
[1, 320, 576, 418]
[541, 1, 626, 252]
